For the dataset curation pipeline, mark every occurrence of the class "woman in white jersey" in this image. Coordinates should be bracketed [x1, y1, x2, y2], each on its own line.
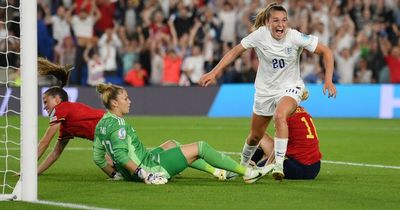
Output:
[199, 3, 336, 180]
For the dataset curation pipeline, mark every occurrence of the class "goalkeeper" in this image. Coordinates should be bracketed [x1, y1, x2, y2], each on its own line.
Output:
[36, 58, 248, 181]
[93, 83, 273, 184]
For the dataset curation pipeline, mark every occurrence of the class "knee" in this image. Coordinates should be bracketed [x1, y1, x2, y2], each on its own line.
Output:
[197, 141, 206, 148]
[274, 111, 288, 126]
[197, 141, 207, 155]
[248, 133, 263, 142]
[165, 139, 179, 147]
[161, 139, 179, 150]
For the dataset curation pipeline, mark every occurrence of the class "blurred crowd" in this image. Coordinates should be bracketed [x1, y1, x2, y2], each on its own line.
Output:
[1, 0, 400, 87]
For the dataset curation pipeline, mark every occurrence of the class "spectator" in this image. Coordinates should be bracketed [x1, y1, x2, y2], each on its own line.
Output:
[48, 5, 71, 64]
[355, 58, 374, 83]
[180, 44, 205, 86]
[179, 19, 205, 86]
[37, 3, 54, 61]
[83, 43, 105, 86]
[94, 0, 117, 36]
[149, 39, 164, 86]
[365, 39, 386, 82]
[218, 1, 237, 44]
[379, 37, 400, 83]
[60, 36, 76, 66]
[334, 47, 361, 84]
[172, 2, 194, 38]
[66, 1, 101, 85]
[124, 61, 148, 87]
[98, 28, 122, 76]
[148, 10, 170, 38]
[162, 48, 183, 86]
[123, 0, 140, 36]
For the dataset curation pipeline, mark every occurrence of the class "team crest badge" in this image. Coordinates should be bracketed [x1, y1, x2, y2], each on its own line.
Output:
[285, 47, 293, 55]
[118, 128, 126, 140]
[100, 127, 106, 135]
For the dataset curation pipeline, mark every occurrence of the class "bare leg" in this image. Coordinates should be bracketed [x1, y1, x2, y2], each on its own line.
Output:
[240, 114, 272, 166]
[274, 96, 297, 138]
[273, 96, 297, 179]
[159, 140, 178, 150]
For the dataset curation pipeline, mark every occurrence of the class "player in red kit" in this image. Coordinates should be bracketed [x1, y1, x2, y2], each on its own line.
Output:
[251, 106, 321, 179]
[38, 87, 105, 175]
[35, 57, 107, 175]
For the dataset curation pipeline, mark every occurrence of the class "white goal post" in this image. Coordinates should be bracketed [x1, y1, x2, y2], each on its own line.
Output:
[20, 0, 38, 201]
[0, 0, 37, 201]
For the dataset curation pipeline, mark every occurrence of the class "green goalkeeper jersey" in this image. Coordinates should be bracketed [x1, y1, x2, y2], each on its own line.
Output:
[93, 112, 169, 180]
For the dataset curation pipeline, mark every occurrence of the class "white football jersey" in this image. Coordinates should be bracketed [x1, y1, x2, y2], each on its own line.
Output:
[241, 26, 318, 96]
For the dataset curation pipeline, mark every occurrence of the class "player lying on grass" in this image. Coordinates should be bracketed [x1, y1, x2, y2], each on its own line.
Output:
[93, 83, 273, 184]
[250, 106, 322, 179]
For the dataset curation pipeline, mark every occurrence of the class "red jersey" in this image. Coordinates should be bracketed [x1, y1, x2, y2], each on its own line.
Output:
[162, 56, 182, 84]
[49, 102, 105, 141]
[384, 56, 400, 83]
[124, 68, 148, 87]
[286, 107, 322, 165]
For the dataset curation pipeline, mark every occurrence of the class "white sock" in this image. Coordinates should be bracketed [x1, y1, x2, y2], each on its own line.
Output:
[274, 137, 288, 166]
[240, 142, 259, 166]
[213, 168, 222, 176]
[244, 167, 252, 177]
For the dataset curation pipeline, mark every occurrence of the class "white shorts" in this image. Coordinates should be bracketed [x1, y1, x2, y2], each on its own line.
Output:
[253, 86, 304, 116]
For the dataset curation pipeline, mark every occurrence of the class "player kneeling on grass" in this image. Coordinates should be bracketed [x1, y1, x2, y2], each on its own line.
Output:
[93, 83, 273, 184]
[251, 106, 322, 180]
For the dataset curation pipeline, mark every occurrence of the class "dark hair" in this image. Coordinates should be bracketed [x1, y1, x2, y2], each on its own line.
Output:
[38, 57, 73, 88]
[44, 87, 69, 102]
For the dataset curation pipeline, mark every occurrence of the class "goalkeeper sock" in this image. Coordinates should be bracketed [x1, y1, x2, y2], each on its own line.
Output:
[240, 142, 259, 166]
[274, 137, 288, 166]
[197, 141, 247, 176]
[190, 159, 216, 175]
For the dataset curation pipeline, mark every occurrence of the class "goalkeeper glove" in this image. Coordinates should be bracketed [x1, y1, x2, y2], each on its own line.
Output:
[135, 167, 168, 185]
[107, 171, 124, 181]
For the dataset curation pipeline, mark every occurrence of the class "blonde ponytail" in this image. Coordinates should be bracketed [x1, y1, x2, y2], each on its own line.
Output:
[96, 83, 124, 110]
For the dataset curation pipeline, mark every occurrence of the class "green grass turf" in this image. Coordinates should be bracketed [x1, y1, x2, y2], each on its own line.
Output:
[1, 116, 400, 209]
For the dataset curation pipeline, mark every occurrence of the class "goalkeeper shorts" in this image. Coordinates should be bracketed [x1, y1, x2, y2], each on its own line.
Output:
[158, 146, 189, 177]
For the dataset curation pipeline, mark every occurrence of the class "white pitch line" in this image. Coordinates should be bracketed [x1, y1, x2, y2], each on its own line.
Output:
[33, 200, 117, 210]
[3, 147, 400, 170]
[320, 160, 400, 170]
[219, 151, 400, 170]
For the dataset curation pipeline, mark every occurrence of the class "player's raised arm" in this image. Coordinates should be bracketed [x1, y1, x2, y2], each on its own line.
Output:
[199, 44, 247, 87]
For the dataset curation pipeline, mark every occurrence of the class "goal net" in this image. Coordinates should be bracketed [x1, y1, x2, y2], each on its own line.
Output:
[0, 0, 37, 201]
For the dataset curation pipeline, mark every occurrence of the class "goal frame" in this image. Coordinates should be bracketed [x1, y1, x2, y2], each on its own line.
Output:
[0, 0, 38, 201]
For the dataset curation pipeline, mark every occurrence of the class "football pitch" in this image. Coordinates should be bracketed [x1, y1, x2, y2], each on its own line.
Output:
[1, 116, 400, 209]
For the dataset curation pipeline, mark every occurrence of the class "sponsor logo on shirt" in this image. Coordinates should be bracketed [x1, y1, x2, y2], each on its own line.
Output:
[118, 128, 126, 140]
